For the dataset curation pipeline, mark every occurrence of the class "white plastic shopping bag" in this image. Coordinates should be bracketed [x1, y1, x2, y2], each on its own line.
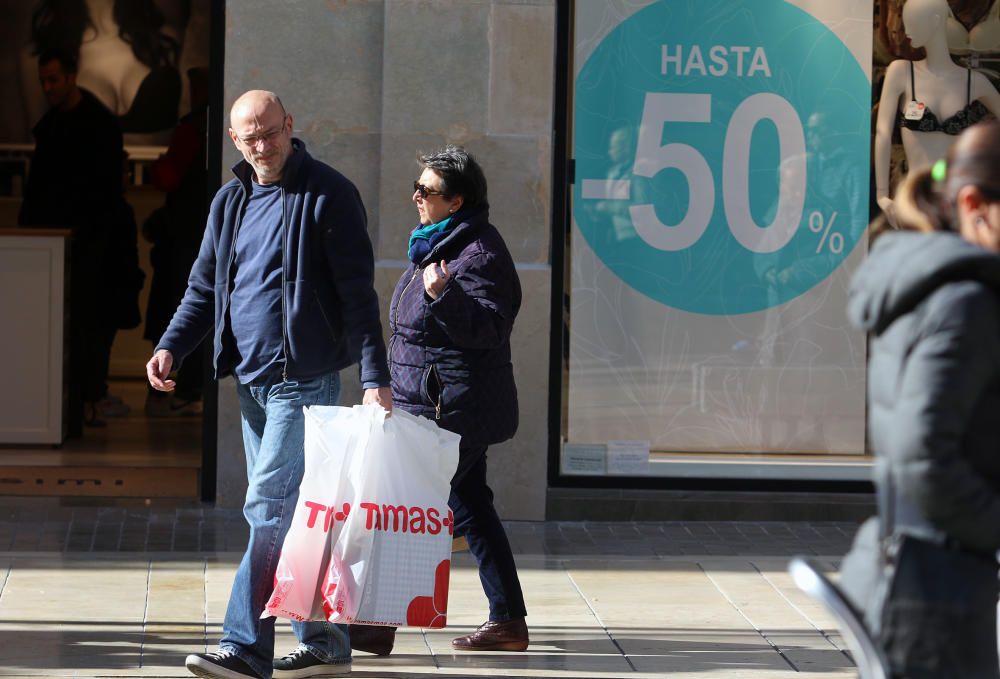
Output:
[263, 404, 460, 628]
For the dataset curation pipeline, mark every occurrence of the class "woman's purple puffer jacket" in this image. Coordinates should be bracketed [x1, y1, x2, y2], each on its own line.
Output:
[388, 208, 521, 446]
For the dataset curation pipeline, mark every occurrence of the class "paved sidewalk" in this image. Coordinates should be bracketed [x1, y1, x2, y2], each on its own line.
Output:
[0, 500, 861, 678]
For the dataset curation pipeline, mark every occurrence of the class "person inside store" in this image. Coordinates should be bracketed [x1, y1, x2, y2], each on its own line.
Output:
[19, 46, 141, 435]
[874, 0, 1000, 227]
[146, 89, 392, 679]
[840, 120, 1000, 678]
[348, 145, 529, 657]
[143, 66, 210, 418]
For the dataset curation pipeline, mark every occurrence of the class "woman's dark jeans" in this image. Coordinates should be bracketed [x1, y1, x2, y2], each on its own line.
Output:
[449, 444, 527, 622]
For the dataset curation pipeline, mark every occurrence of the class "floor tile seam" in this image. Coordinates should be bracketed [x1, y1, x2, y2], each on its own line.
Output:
[697, 562, 799, 673]
[0, 558, 9, 602]
[549, 554, 846, 564]
[0, 550, 246, 561]
[751, 560, 853, 658]
[139, 559, 153, 669]
[562, 568, 637, 672]
[0, 550, 849, 563]
[419, 627, 442, 669]
[200, 557, 209, 651]
[62, 512, 74, 552]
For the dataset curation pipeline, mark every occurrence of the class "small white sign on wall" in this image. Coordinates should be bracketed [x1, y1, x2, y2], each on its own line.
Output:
[606, 440, 650, 475]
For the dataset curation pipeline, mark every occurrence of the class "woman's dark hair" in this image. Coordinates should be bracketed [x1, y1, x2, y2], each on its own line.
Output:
[419, 145, 489, 211]
[894, 120, 1000, 233]
[31, 0, 179, 68]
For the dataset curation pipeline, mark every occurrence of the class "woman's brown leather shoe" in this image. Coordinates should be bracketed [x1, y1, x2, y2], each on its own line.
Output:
[349, 624, 396, 656]
[451, 618, 529, 651]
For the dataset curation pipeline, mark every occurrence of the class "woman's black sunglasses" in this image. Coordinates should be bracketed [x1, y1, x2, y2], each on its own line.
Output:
[413, 180, 447, 199]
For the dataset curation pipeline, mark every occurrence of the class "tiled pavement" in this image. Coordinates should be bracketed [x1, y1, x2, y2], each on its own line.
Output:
[0, 498, 862, 678]
[0, 499, 857, 556]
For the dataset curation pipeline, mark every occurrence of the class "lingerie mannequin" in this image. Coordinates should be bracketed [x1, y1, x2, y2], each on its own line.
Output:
[20, 0, 180, 137]
[947, 6, 972, 53]
[875, 0, 1000, 225]
[947, 1, 1000, 53]
[970, 0, 1000, 52]
[77, 0, 156, 118]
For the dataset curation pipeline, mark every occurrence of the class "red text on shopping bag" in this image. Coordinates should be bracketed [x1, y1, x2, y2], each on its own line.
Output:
[301, 500, 454, 536]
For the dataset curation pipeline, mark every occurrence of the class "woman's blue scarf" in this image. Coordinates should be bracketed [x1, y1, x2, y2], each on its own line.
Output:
[407, 215, 454, 263]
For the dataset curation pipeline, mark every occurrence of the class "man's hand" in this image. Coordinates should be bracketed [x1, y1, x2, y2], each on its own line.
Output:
[364, 386, 393, 414]
[146, 349, 176, 392]
[423, 260, 450, 300]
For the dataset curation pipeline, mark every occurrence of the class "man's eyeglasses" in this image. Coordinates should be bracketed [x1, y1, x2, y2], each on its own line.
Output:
[413, 180, 447, 199]
[236, 116, 288, 147]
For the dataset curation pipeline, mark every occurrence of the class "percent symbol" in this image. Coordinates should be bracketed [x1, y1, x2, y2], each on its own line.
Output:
[808, 211, 844, 254]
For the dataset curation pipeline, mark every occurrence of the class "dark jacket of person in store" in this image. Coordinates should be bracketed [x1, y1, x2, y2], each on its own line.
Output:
[19, 47, 142, 432]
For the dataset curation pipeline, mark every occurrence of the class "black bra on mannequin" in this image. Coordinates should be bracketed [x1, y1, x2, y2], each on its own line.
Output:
[898, 61, 990, 134]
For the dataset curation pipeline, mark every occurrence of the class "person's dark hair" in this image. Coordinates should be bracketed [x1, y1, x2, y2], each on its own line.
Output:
[419, 145, 489, 211]
[893, 120, 1000, 233]
[31, 0, 178, 68]
[37, 46, 78, 74]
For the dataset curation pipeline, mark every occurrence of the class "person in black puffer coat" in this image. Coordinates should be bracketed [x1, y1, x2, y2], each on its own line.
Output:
[350, 146, 528, 657]
[839, 121, 1000, 679]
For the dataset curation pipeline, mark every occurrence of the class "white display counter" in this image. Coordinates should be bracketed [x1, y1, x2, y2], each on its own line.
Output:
[0, 228, 69, 444]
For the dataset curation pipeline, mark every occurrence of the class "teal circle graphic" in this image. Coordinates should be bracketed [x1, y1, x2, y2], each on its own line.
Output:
[574, 0, 870, 315]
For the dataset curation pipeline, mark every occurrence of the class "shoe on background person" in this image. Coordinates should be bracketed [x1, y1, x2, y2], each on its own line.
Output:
[169, 395, 204, 416]
[145, 390, 171, 417]
[145, 391, 203, 417]
[272, 645, 351, 678]
[452, 617, 529, 651]
[82, 401, 107, 428]
[348, 624, 395, 656]
[96, 394, 130, 417]
[185, 649, 263, 679]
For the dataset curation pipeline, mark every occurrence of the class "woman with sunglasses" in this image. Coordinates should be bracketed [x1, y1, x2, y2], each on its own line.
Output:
[840, 120, 1000, 678]
[349, 145, 528, 657]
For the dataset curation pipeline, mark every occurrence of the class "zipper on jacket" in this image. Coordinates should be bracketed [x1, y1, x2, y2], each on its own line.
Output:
[220, 186, 249, 371]
[389, 268, 420, 374]
[429, 365, 443, 420]
[280, 186, 290, 382]
[394, 268, 419, 328]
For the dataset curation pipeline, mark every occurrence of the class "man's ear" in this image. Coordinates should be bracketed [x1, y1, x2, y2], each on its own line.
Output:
[956, 184, 986, 213]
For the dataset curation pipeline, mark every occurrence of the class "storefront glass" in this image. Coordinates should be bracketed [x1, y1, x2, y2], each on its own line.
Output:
[562, 0, 875, 479]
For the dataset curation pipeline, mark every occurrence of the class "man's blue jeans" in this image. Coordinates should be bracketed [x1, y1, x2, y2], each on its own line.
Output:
[221, 371, 350, 678]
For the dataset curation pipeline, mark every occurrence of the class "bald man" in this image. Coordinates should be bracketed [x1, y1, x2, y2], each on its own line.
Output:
[147, 90, 391, 679]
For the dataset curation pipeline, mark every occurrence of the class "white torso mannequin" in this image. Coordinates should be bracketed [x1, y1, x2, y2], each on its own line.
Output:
[970, 0, 1000, 52]
[76, 0, 151, 117]
[875, 0, 1000, 225]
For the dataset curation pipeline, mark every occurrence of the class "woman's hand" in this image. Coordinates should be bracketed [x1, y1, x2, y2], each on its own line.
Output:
[423, 260, 450, 299]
